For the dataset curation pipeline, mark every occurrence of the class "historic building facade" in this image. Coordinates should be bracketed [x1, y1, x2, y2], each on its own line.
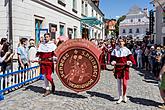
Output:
[0, 0, 104, 51]
[152, 0, 165, 45]
[81, 0, 104, 40]
[119, 6, 149, 40]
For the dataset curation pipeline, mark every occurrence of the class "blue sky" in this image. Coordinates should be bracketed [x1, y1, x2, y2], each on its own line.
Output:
[99, 0, 154, 19]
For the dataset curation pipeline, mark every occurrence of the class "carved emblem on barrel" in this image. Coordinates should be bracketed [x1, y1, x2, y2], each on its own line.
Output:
[55, 39, 101, 92]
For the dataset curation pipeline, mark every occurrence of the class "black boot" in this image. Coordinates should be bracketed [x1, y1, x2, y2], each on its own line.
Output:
[52, 84, 55, 93]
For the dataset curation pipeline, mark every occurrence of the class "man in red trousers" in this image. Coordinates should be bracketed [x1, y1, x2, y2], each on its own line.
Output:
[111, 37, 136, 104]
[37, 33, 57, 97]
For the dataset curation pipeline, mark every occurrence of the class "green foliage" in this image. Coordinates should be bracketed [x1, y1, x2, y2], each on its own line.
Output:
[114, 15, 126, 36]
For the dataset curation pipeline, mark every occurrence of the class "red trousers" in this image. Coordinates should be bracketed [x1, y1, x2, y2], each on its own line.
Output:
[41, 64, 54, 85]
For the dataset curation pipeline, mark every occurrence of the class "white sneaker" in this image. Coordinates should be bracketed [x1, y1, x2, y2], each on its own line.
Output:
[116, 97, 123, 104]
[123, 96, 127, 103]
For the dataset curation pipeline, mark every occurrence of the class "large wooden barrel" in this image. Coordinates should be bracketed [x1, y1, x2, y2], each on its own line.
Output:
[55, 39, 102, 92]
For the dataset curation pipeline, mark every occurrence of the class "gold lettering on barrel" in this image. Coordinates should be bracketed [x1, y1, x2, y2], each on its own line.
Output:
[59, 53, 70, 79]
[68, 79, 94, 89]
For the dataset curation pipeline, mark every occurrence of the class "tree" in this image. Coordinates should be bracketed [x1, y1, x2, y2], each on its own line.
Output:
[114, 15, 126, 37]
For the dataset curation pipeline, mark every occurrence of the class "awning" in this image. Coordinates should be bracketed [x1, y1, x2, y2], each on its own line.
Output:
[80, 17, 102, 27]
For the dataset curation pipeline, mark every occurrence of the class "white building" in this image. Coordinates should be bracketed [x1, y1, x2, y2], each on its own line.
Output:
[81, 0, 104, 40]
[152, 0, 165, 45]
[0, 0, 104, 51]
[119, 6, 149, 40]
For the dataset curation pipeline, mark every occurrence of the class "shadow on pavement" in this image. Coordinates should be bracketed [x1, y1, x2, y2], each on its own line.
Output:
[133, 67, 158, 84]
[86, 91, 115, 101]
[142, 71, 158, 84]
[54, 90, 87, 99]
[142, 79, 158, 84]
[24, 85, 45, 94]
[128, 96, 162, 107]
[25, 85, 87, 99]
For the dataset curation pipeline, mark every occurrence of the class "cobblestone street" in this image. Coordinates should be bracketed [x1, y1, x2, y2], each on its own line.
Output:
[0, 67, 163, 110]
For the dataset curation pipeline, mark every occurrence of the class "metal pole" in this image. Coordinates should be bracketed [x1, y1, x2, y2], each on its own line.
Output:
[9, 0, 13, 49]
[8, 0, 13, 71]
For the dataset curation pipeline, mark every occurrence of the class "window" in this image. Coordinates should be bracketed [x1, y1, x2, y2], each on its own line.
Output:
[129, 29, 132, 33]
[58, 0, 66, 7]
[92, 30, 94, 38]
[92, 8, 94, 17]
[49, 23, 57, 40]
[99, 16, 101, 27]
[138, 19, 141, 22]
[81, 1, 84, 15]
[130, 19, 133, 22]
[68, 28, 73, 39]
[98, 33, 101, 39]
[35, 19, 43, 45]
[123, 29, 126, 33]
[136, 28, 139, 33]
[74, 28, 77, 38]
[72, 0, 77, 13]
[85, 3, 88, 16]
[60, 25, 65, 36]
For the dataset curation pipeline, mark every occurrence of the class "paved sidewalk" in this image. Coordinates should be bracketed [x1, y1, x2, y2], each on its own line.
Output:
[0, 67, 163, 110]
